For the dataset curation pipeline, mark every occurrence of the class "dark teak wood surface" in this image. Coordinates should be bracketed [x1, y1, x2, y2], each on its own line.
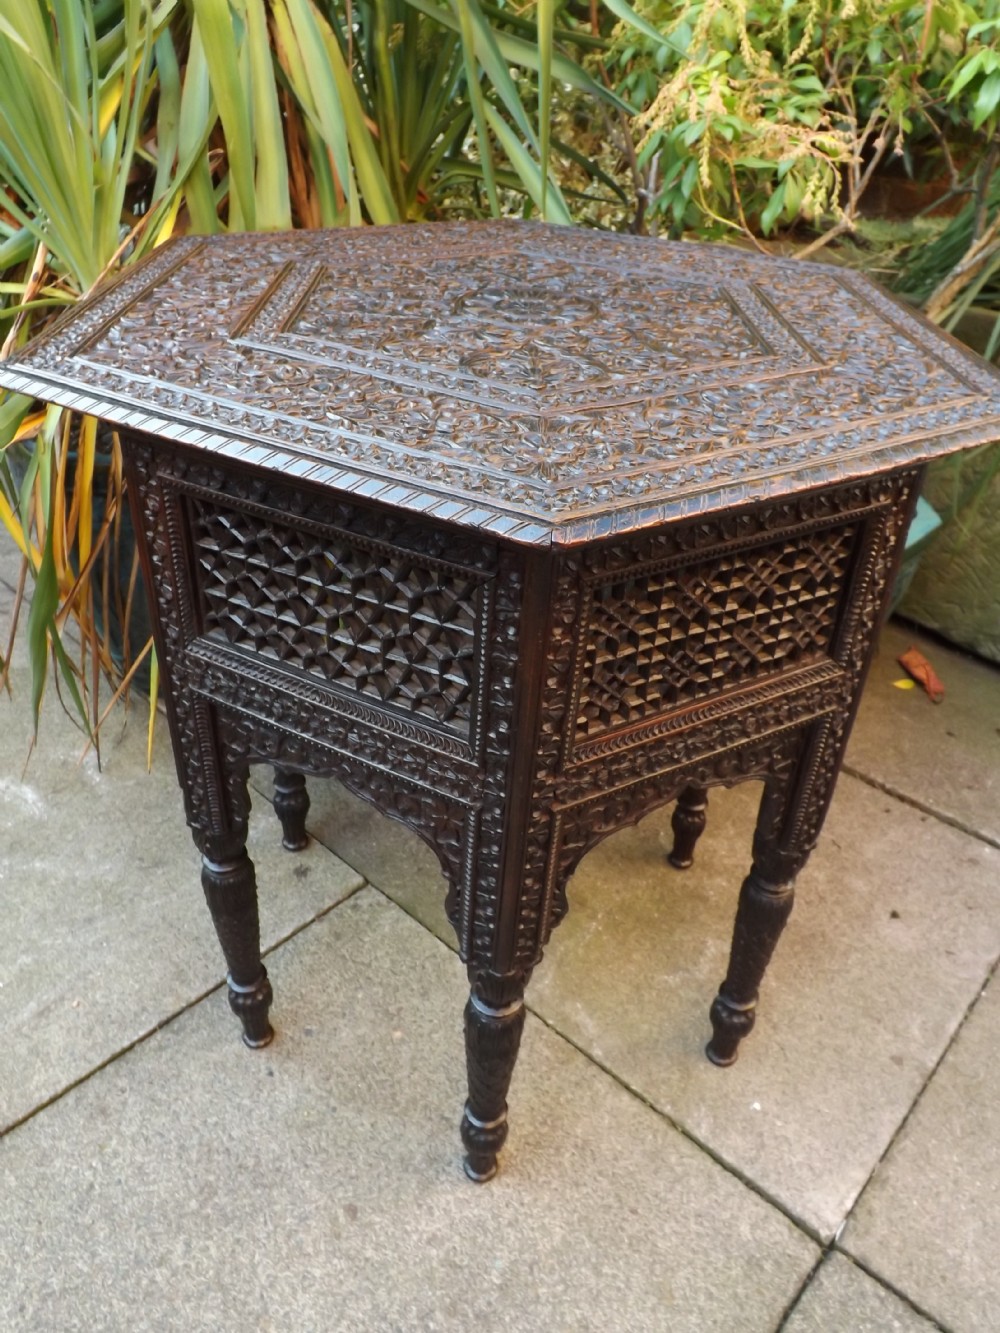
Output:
[4, 221, 998, 1180]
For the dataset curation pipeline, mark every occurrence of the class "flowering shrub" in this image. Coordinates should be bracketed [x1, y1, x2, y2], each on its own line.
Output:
[610, 0, 1000, 251]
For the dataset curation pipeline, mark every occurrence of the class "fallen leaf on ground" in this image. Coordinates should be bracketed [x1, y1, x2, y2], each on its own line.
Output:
[897, 646, 945, 703]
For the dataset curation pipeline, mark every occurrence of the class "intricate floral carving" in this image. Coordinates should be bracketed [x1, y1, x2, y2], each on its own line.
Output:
[126, 442, 249, 851]
[750, 470, 920, 881]
[123, 437, 521, 966]
[5, 222, 995, 544]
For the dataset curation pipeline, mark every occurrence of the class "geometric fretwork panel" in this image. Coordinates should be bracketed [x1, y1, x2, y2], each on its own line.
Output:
[190, 499, 481, 733]
[577, 523, 858, 739]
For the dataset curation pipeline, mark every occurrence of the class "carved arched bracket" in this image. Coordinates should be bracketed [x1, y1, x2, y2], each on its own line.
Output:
[536, 725, 806, 957]
[215, 705, 475, 950]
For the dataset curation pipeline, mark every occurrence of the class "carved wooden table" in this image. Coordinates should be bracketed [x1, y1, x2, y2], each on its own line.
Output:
[4, 222, 998, 1181]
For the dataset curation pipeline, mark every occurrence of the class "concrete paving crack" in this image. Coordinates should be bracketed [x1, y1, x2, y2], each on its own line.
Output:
[842, 763, 1000, 851]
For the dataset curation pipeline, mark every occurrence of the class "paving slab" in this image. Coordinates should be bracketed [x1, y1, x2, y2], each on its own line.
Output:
[0, 668, 363, 1132]
[847, 621, 1000, 845]
[0, 888, 817, 1332]
[783, 1253, 938, 1331]
[0, 535, 23, 595]
[0, 564, 24, 655]
[301, 768, 1000, 1240]
[842, 973, 1000, 1332]
[253, 763, 451, 942]
[531, 776, 1000, 1240]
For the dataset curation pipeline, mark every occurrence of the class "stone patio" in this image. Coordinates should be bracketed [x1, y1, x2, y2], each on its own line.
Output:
[2, 535, 998, 1331]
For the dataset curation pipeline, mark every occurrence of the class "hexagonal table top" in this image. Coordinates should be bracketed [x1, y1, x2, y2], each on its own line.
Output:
[3, 220, 998, 544]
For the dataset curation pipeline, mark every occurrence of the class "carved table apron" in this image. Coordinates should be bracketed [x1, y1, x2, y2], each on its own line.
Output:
[3, 222, 998, 1182]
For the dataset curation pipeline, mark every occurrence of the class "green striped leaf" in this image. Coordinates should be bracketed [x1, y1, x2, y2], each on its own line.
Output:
[246, 0, 292, 228]
[484, 104, 572, 223]
[537, 0, 553, 218]
[190, 0, 256, 229]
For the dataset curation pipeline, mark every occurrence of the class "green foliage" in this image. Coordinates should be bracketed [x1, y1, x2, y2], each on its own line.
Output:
[948, 18, 1000, 132]
[608, 0, 1000, 242]
[0, 0, 192, 743]
[172, 0, 628, 227]
[0, 0, 182, 288]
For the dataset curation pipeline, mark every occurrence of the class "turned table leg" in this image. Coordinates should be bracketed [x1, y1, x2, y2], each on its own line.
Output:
[707, 717, 845, 1066]
[707, 867, 794, 1065]
[174, 696, 274, 1050]
[668, 784, 708, 870]
[461, 970, 529, 1182]
[273, 767, 310, 851]
[201, 834, 274, 1048]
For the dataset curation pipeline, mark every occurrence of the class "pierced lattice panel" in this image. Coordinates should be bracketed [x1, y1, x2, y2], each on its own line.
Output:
[190, 499, 481, 732]
[577, 525, 858, 739]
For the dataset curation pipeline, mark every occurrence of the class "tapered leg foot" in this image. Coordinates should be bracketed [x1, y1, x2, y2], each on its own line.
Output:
[227, 971, 275, 1048]
[461, 972, 527, 1182]
[202, 848, 274, 1048]
[706, 993, 756, 1066]
[706, 866, 794, 1066]
[273, 767, 310, 851]
[668, 784, 708, 870]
